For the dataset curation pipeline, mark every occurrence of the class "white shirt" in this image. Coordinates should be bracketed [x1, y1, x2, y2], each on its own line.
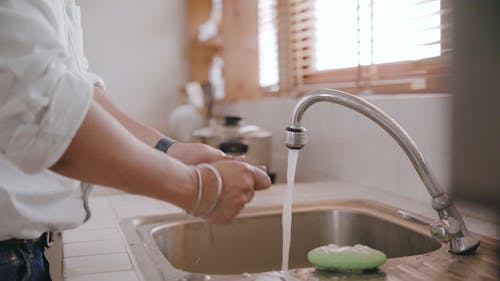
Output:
[0, 0, 104, 240]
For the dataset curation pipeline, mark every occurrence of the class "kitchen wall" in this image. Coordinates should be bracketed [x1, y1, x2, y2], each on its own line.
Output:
[78, 0, 187, 133]
[217, 94, 452, 203]
[77, 1, 453, 205]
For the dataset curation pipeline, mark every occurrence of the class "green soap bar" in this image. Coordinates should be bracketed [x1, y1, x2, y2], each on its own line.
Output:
[308, 244, 387, 272]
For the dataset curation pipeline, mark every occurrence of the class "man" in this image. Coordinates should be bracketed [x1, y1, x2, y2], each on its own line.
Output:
[0, 1, 272, 280]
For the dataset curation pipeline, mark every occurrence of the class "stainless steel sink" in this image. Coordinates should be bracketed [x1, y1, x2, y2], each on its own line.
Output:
[155, 207, 439, 275]
[120, 200, 463, 280]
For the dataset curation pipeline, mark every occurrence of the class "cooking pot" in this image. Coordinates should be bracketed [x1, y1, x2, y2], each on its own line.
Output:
[192, 116, 275, 181]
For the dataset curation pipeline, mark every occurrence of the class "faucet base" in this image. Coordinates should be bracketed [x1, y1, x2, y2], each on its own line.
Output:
[450, 237, 480, 255]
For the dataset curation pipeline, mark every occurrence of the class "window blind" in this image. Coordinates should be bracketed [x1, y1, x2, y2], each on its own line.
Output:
[258, 0, 453, 94]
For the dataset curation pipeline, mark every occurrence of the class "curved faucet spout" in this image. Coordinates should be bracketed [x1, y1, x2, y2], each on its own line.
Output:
[286, 89, 442, 197]
[285, 88, 480, 254]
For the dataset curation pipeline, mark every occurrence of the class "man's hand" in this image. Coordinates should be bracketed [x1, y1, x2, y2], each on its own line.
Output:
[167, 142, 231, 165]
[191, 160, 272, 224]
[50, 90, 268, 223]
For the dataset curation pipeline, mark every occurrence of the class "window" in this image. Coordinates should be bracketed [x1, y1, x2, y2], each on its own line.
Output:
[258, 0, 279, 88]
[258, 0, 452, 94]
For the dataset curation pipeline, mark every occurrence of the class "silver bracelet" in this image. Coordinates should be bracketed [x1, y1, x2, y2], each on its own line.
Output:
[196, 163, 223, 218]
[187, 167, 203, 216]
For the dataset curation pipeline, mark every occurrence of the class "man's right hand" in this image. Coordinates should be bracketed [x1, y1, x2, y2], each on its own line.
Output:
[191, 160, 272, 224]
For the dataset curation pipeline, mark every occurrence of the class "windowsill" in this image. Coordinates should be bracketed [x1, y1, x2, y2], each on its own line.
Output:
[258, 90, 451, 101]
[358, 92, 451, 100]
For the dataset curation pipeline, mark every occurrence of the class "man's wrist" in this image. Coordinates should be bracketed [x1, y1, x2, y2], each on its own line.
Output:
[177, 166, 199, 213]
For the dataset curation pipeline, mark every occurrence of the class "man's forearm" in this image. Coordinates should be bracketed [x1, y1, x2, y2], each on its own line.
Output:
[50, 92, 196, 210]
[93, 88, 232, 166]
[93, 88, 164, 147]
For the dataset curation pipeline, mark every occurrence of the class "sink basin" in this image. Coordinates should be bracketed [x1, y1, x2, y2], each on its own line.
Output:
[155, 207, 439, 274]
[120, 200, 449, 280]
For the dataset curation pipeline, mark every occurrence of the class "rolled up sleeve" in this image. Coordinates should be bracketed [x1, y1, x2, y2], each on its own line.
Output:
[85, 72, 106, 90]
[0, 1, 94, 174]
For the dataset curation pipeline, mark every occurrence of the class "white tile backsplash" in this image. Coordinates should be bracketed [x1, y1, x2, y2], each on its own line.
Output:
[216, 93, 453, 203]
[424, 95, 453, 154]
[397, 96, 429, 148]
[398, 153, 430, 202]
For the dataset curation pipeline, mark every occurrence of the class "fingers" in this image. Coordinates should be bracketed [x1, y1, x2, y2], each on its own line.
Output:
[249, 164, 272, 191]
[206, 145, 232, 161]
[242, 191, 254, 204]
[201, 160, 270, 225]
[234, 155, 246, 162]
[209, 144, 232, 159]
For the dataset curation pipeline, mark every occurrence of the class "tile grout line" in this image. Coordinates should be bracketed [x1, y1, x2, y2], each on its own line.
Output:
[64, 249, 128, 259]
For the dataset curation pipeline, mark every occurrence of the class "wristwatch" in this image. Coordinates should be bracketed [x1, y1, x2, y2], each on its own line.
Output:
[154, 137, 177, 153]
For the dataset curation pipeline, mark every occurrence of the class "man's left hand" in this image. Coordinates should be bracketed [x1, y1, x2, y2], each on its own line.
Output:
[166, 142, 231, 165]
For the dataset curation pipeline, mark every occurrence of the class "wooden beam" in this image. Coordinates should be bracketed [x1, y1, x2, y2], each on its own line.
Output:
[186, 0, 218, 82]
[221, 0, 261, 102]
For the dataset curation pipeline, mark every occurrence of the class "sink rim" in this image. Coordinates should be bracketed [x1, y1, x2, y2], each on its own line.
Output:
[119, 199, 446, 281]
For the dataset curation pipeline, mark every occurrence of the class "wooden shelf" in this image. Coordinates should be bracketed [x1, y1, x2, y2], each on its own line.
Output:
[189, 37, 222, 50]
[187, 0, 261, 101]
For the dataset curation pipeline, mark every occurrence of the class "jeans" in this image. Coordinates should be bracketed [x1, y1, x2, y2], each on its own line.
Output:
[0, 240, 52, 281]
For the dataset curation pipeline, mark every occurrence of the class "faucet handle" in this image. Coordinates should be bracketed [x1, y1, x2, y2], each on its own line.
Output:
[431, 220, 451, 242]
[430, 218, 461, 243]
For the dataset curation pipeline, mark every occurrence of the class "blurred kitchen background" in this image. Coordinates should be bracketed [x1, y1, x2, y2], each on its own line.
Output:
[78, 0, 499, 207]
[80, 0, 187, 132]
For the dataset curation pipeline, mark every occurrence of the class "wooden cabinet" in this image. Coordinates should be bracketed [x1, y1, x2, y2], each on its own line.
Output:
[187, 0, 261, 102]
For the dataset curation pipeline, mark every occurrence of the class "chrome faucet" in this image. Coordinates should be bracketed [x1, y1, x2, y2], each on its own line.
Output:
[285, 88, 480, 254]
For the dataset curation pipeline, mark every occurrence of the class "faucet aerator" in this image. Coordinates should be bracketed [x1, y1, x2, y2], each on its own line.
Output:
[285, 126, 308, 150]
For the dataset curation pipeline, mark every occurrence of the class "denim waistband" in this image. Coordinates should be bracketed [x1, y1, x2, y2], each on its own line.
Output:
[0, 233, 51, 250]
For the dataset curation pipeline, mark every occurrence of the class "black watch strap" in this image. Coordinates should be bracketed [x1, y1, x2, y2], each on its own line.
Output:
[154, 137, 177, 153]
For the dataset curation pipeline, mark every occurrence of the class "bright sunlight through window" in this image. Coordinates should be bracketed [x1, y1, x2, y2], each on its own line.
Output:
[258, 0, 279, 88]
[314, 0, 441, 71]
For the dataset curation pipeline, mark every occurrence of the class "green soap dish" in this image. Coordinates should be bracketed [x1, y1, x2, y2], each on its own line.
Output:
[307, 244, 387, 273]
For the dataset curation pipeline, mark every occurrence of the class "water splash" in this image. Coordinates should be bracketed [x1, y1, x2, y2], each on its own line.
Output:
[254, 271, 299, 281]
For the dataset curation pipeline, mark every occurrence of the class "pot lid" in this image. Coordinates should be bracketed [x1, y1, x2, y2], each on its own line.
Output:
[192, 116, 272, 139]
